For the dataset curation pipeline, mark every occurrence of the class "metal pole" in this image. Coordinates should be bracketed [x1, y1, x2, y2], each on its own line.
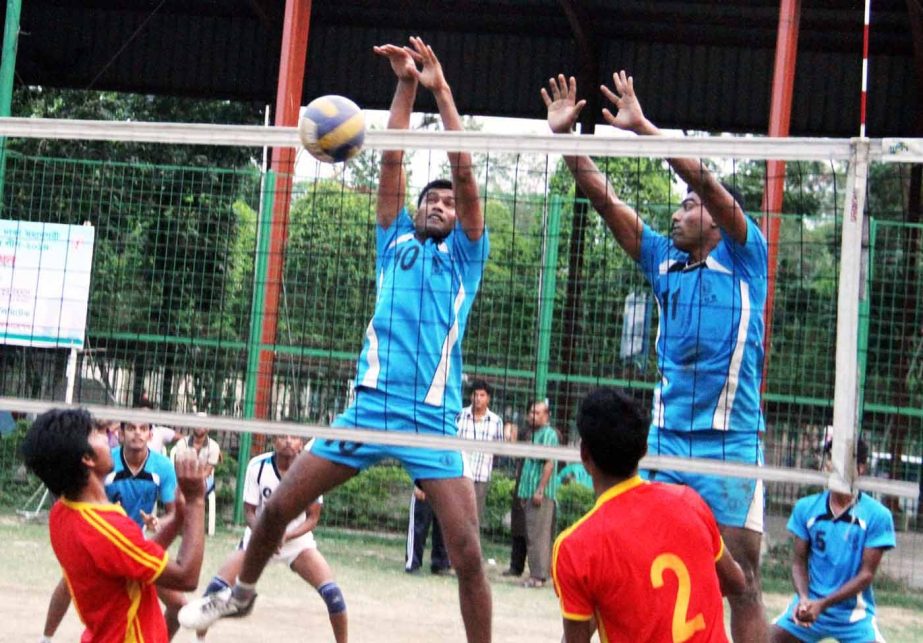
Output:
[829, 138, 870, 494]
[0, 0, 24, 213]
[535, 195, 562, 400]
[234, 170, 277, 524]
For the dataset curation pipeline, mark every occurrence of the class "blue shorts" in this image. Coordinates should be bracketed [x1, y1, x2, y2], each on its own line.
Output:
[310, 387, 465, 482]
[643, 427, 764, 532]
[773, 597, 885, 643]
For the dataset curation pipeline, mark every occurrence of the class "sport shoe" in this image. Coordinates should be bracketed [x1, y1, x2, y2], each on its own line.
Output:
[178, 587, 257, 630]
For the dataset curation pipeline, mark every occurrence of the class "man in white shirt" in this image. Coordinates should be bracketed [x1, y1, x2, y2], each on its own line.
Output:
[456, 379, 505, 526]
[171, 413, 221, 495]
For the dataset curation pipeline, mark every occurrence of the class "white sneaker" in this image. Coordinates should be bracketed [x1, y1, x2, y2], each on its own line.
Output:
[177, 587, 256, 630]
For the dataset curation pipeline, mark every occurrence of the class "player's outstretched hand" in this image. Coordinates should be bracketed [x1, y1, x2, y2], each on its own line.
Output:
[174, 453, 208, 500]
[541, 74, 586, 134]
[373, 43, 418, 82]
[601, 70, 647, 133]
[405, 36, 448, 93]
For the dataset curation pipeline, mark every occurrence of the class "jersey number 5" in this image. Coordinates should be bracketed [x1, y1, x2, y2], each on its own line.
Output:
[650, 553, 706, 643]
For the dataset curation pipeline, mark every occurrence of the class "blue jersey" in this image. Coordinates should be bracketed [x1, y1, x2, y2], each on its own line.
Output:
[353, 209, 488, 425]
[788, 491, 895, 619]
[639, 217, 767, 432]
[105, 447, 177, 527]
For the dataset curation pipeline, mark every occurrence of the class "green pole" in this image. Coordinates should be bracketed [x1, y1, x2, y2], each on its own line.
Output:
[856, 217, 875, 426]
[535, 195, 562, 400]
[234, 170, 277, 524]
[0, 0, 23, 212]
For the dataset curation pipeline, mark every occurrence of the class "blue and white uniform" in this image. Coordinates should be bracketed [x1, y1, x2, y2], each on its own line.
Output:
[240, 450, 323, 565]
[639, 217, 768, 529]
[105, 446, 177, 528]
[774, 491, 895, 642]
[312, 208, 489, 480]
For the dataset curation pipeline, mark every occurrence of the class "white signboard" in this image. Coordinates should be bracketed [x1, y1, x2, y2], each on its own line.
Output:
[0, 220, 95, 349]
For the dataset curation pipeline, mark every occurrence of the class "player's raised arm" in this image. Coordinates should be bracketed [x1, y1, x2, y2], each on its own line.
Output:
[408, 36, 484, 241]
[601, 70, 749, 245]
[373, 43, 418, 229]
[155, 456, 207, 592]
[543, 74, 644, 261]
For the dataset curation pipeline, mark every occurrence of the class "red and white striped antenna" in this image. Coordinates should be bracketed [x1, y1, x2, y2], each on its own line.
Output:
[860, 0, 871, 137]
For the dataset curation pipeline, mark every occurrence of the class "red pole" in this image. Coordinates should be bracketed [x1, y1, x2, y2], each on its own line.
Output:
[254, 0, 313, 431]
[761, 0, 801, 390]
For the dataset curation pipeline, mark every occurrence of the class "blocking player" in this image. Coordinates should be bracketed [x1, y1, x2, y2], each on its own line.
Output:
[771, 439, 895, 642]
[20, 408, 208, 643]
[191, 434, 346, 642]
[543, 72, 769, 640]
[552, 388, 746, 642]
[179, 35, 491, 642]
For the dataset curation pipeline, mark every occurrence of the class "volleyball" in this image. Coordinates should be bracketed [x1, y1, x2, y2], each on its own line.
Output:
[298, 95, 366, 163]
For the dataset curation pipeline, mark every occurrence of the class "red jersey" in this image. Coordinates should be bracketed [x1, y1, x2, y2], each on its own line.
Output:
[552, 477, 728, 643]
[50, 498, 169, 643]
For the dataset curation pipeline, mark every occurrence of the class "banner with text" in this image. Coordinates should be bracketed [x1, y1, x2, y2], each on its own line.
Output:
[0, 221, 95, 349]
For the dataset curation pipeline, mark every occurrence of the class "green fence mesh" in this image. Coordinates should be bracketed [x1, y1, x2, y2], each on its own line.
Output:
[0, 149, 919, 526]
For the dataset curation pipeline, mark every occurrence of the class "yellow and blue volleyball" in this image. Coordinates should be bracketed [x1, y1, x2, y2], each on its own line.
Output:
[298, 95, 366, 163]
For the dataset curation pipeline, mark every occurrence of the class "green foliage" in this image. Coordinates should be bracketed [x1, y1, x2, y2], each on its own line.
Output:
[0, 420, 42, 507]
[554, 480, 595, 535]
[322, 464, 413, 531]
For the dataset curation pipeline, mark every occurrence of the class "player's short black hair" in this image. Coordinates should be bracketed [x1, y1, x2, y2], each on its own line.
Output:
[20, 408, 96, 499]
[417, 179, 453, 208]
[823, 437, 870, 466]
[686, 181, 746, 211]
[468, 378, 491, 397]
[576, 388, 649, 478]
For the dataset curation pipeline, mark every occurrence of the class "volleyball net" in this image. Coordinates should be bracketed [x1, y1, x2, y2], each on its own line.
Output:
[0, 119, 920, 578]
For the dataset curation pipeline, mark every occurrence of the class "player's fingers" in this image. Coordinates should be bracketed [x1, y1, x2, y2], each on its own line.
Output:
[600, 84, 619, 105]
[540, 87, 552, 108]
[602, 108, 617, 126]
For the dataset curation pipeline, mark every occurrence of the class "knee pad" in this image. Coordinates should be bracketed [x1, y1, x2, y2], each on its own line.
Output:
[317, 581, 347, 615]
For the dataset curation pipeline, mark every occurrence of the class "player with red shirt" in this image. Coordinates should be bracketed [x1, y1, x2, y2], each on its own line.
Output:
[21, 409, 208, 643]
[552, 389, 746, 643]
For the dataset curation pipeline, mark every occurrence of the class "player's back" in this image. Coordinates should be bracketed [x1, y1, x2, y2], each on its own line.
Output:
[553, 478, 728, 642]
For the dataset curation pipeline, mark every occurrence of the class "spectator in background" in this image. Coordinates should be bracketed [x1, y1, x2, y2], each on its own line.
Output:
[502, 420, 528, 579]
[456, 379, 505, 526]
[771, 438, 895, 643]
[517, 400, 559, 588]
[136, 396, 179, 455]
[405, 484, 452, 576]
[171, 413, 221, 496]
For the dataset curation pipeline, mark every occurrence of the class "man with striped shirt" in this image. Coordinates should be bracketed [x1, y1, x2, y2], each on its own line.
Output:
[516, 400, 559, 588]
[456, 379, 505, 525]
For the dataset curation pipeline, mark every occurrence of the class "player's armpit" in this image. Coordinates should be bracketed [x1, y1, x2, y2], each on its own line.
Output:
[561, 617, 595, 643]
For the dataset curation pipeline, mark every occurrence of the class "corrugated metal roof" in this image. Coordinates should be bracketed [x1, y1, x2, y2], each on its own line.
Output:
[5, 0, 917, 136]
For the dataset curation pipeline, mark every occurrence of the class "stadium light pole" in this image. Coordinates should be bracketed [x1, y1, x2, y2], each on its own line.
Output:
[0, 0, 23, 215]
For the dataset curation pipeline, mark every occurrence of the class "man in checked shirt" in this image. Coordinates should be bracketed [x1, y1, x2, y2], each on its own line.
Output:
[456, 379, 506, 527]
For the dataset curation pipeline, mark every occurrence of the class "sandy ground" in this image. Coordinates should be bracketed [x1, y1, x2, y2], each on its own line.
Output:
[3, 518, 922, 642]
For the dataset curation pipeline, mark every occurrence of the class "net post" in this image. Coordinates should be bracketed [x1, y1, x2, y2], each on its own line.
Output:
[535, 195, 562, 400]
[234, 169, 277, 524]
[829, 138, 870, 493]
[0, 0, 24, 213]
